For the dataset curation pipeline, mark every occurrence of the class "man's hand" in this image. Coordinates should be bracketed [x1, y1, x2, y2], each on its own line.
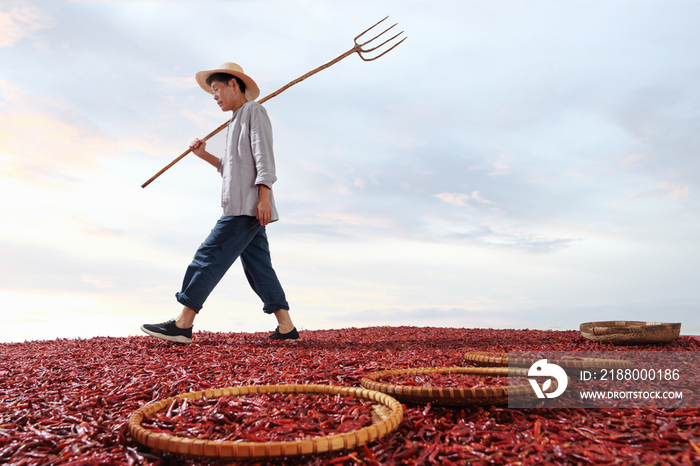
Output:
[190, 138, 207, 156]
[256, 185, 273, 226]
[189, 138, 219, 168]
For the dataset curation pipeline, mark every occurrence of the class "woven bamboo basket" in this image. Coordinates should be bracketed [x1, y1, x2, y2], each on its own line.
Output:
[463, 351, 633, 372]
[360, 367, 534, 406]
[580, 321, 681, 345]
[128, 384, 402, 459]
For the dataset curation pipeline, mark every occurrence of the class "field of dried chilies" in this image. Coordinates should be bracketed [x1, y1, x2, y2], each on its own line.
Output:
[1, 326, 699, 465]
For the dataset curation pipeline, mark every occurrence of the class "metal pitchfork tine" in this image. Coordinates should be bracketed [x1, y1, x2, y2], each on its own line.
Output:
[142, 16, 406, 188]
[354, 16, 407, 61]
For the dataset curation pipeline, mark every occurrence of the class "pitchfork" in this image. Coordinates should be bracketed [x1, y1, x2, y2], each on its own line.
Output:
[142, 16, 406, 188]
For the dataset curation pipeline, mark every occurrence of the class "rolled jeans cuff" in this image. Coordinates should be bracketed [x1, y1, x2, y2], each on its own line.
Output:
[175, 292, 202, 313]
[263, 301, 290, 314]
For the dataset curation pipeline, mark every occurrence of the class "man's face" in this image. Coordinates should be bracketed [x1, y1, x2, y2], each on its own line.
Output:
[210, 78, 238, 112]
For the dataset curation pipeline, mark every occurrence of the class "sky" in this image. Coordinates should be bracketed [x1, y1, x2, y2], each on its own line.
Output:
[1, 0, 699, 342]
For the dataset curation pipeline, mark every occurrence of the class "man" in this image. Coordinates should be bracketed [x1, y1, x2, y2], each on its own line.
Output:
[141, 62, 299, 344]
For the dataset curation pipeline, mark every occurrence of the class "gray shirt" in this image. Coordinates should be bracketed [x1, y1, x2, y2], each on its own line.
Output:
[217, 101, 279, 221]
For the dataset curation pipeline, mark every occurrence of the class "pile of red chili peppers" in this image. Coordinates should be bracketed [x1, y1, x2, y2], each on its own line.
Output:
[140, 393, 375, 442]
[376, 373, 520, 389]
[1, 326, 699, 465]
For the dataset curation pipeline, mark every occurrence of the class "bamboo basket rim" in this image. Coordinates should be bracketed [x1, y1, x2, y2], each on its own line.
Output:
[580, 321, 681, 334]
[580, 321, 681, 345]
[127, 384, 403, 459]
[360, 366, 534, 406]
[463, 351, 633, 370]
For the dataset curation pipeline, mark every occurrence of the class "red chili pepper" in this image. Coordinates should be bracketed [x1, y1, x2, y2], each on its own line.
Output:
[393, 445, 421, 460]
[2, 327, 700, 465]
[427, 443, 441, 462]
[691, 440, 700, 455]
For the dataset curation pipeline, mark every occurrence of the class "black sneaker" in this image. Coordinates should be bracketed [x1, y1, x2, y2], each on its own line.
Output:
[141, 319, 192, 344]
[267, 326, 300, 341]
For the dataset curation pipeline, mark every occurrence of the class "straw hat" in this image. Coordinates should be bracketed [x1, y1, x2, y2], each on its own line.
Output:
[195, 62, 260, 101]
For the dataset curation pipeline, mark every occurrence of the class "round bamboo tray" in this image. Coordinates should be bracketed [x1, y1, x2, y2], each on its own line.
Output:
[463, 351, 633, 371]
[128, 384, 403, 458]
[360, 367, 534, 406]
[580, 321, 681, 345]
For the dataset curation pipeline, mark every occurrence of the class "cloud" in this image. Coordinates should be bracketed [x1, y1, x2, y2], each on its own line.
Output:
[0, 78, 173, 188]
[0, 79, 104, 184]
[0, 5, 53, 47]
[490, 161, 512, 177]
[608, 192, 641, 207]
[80, 274, 115, 289]
[436, 224, 578, 253]
[621, 152, 651, 168]
[609, 181, 690, 206]
[435, 191, 496, 209]
[658, 181, 690, 200]
[153, 76, 199, 90]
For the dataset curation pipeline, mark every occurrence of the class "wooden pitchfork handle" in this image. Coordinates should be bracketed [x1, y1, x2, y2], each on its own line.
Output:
[141, 16, 406, 188]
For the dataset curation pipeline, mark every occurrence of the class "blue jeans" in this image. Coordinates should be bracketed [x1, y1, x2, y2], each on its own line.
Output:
[176, 215, 289, 314]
